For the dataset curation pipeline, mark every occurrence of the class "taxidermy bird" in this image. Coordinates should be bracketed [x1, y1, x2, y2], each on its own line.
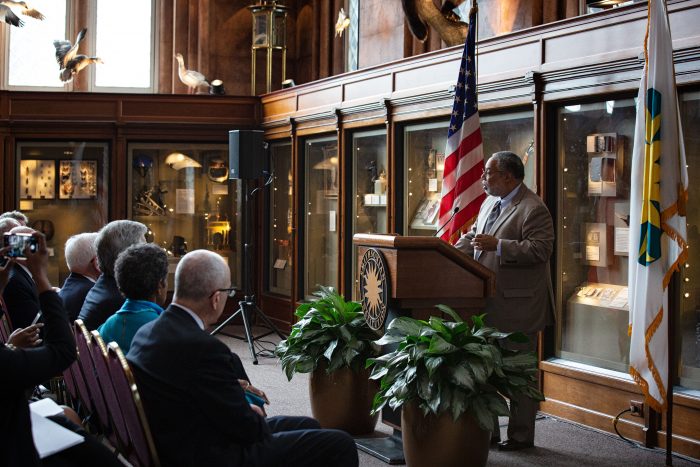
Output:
[175, 53, 209, 94]
[401, 0, 468, 46]
[1, 0, 45, 20]
[335, 7, 350, 38]
[0, 3, 23, 26]
[53, 28, 103, 83]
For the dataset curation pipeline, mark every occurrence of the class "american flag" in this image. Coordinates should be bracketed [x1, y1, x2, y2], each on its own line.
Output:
[437, 6, 485, 243]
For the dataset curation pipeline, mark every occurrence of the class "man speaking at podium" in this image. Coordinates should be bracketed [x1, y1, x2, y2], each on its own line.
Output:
[454, 151, 554, 451]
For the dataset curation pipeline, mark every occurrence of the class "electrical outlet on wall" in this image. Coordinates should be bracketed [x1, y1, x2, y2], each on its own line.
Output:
[630, 400, 644, 417]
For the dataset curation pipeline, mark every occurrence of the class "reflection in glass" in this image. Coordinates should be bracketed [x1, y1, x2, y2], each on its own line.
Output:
[680, 92, 700, 390]
[16, 142, 109, 285]
[556, 99, 635, 373]
[128, 144, 241, 290]
[304, 137, 338, 299]
[268, 142, 292, 297]
[352, 129, 387, 299]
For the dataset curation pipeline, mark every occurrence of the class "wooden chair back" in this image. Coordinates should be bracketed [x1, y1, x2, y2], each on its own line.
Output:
[90, 330, 130, 454]
[74, 319, 110, 433]
[106, 342, 161, 467]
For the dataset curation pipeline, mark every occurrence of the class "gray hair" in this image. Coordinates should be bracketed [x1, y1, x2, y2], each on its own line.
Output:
[65, 232, 98, 272]
[0, 218, 21, 236]
[174, 249, 229, 301]
[95, 220, 147, 277]
[490, 151, 525, 181]
[0, 210, 28, 226]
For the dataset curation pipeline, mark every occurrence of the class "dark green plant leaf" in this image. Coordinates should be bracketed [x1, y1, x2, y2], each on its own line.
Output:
[435, 304, 463, 323]
[427, 334, 457, 355]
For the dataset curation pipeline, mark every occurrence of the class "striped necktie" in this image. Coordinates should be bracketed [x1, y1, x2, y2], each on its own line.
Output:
[483, 200, 501, 233]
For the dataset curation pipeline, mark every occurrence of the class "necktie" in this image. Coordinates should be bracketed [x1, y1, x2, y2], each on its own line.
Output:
[483, 200, 501, 233]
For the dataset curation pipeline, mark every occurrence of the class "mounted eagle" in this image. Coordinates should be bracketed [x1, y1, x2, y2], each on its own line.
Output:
[401, 0, 468, 46]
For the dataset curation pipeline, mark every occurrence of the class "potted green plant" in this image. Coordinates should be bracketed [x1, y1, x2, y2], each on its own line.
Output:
[275, 286, 380, 435]
[367, 305, 544, 467]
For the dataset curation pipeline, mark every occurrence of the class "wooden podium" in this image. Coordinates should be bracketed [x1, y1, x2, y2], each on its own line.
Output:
[353, 233, 495, 464]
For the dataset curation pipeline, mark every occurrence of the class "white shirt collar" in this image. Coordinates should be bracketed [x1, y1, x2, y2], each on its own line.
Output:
[172, 302, 205, 330]
[499, 182, 522, 209]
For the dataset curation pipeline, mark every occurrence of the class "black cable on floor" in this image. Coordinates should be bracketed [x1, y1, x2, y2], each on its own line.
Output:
[612, 407, 636, 445]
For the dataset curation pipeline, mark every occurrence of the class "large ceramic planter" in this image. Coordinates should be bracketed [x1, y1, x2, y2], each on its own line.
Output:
[401, 402, 490, 467]
[309, 365, 379, 435]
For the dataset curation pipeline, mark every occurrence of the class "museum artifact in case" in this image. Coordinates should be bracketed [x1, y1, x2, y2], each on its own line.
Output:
[128, 144, 242, 290]
[16, 142, 109, 285]
[556, 99, 635, 373]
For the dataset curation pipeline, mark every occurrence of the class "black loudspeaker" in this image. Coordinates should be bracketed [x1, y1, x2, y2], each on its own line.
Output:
[228, 130, 267, 179]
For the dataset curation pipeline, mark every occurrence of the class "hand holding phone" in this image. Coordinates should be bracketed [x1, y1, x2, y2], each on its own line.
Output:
[3, 232, 38, 258]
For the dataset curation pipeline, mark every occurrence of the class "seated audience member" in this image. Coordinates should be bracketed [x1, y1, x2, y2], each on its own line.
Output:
[59, 233, 100, 322]
[0, 234, 122, 467]
[0, 210, 29, 226]
[79, 220, 147, 330]
[0, 218, 21, 325]
[3, 226, 41, 330]
[99, 243, 168, 352]
[127, 250, 359, 467]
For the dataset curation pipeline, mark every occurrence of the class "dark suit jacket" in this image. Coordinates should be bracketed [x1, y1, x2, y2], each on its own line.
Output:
[78, 274, 124, 331]
[127, 305, 270, 467]
[0, 291, 77, 467]
[455, 185, 554, 334]
[3, 264, 40, 330]
[59, 273, 95, 322]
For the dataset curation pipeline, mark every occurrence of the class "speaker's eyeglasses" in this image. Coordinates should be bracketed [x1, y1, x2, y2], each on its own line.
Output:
[209, 287, 236, 299]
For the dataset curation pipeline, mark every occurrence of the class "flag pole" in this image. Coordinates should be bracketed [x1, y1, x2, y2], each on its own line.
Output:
[666, 279, 675, 466]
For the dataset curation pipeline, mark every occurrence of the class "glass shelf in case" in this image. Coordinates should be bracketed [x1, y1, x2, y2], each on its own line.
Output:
[555, 98, 635, 374]
[351, 128, 387, 299]
[128, 144, 241, 290]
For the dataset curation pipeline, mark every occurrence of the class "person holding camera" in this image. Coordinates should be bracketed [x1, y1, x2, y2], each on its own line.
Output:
[3, 226, 42, 330]
[1, 233, 122, 467]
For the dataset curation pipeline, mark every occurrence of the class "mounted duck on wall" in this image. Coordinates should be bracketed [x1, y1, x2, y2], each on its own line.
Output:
[175, 53, 210, 94]
[401, 0, 468, 46]
[53, 27, 103, 83]
[0, 0, 45, 26]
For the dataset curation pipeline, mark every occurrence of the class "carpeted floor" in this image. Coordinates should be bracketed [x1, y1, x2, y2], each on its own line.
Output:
[217, 326, 699, 467]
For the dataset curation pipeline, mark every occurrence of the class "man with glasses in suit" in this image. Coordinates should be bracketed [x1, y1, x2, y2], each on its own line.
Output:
[127, 249, 358, 467]
[454, 151, 554, 451]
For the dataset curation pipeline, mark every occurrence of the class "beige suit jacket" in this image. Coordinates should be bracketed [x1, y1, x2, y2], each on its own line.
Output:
[454, 184, 554, 334]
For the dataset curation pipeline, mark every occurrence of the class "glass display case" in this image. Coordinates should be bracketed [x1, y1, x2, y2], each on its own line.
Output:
[268, 141, 293, 297]
[680, 91, 700, 390]
[16, 142, 109, 286]
[403, 111, 534, 236]
[351, 129, 388, 299]
[128, 144, 241, 290]
[556, 98, 635, 373]
[304, 136, 339, 299]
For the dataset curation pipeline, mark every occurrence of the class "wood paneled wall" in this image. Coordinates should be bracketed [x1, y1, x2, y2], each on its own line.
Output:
[0, 0, 578, 95]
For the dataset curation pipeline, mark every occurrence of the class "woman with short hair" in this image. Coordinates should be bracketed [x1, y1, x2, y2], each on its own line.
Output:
[98, 243, 168, 352]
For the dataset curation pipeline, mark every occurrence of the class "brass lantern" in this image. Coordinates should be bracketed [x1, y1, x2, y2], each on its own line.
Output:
[248, 0, 288, 95]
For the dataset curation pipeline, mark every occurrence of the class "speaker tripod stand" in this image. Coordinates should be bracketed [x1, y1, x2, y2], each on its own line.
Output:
[210, 174, 286, 364]
[210, 293, 285, 365]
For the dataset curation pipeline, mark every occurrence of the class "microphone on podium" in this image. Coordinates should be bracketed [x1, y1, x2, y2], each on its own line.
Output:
[435, 206, 460, 237]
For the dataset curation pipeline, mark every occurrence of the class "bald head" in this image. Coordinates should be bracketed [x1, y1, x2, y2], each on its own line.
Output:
[174, 250, 230, 302]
